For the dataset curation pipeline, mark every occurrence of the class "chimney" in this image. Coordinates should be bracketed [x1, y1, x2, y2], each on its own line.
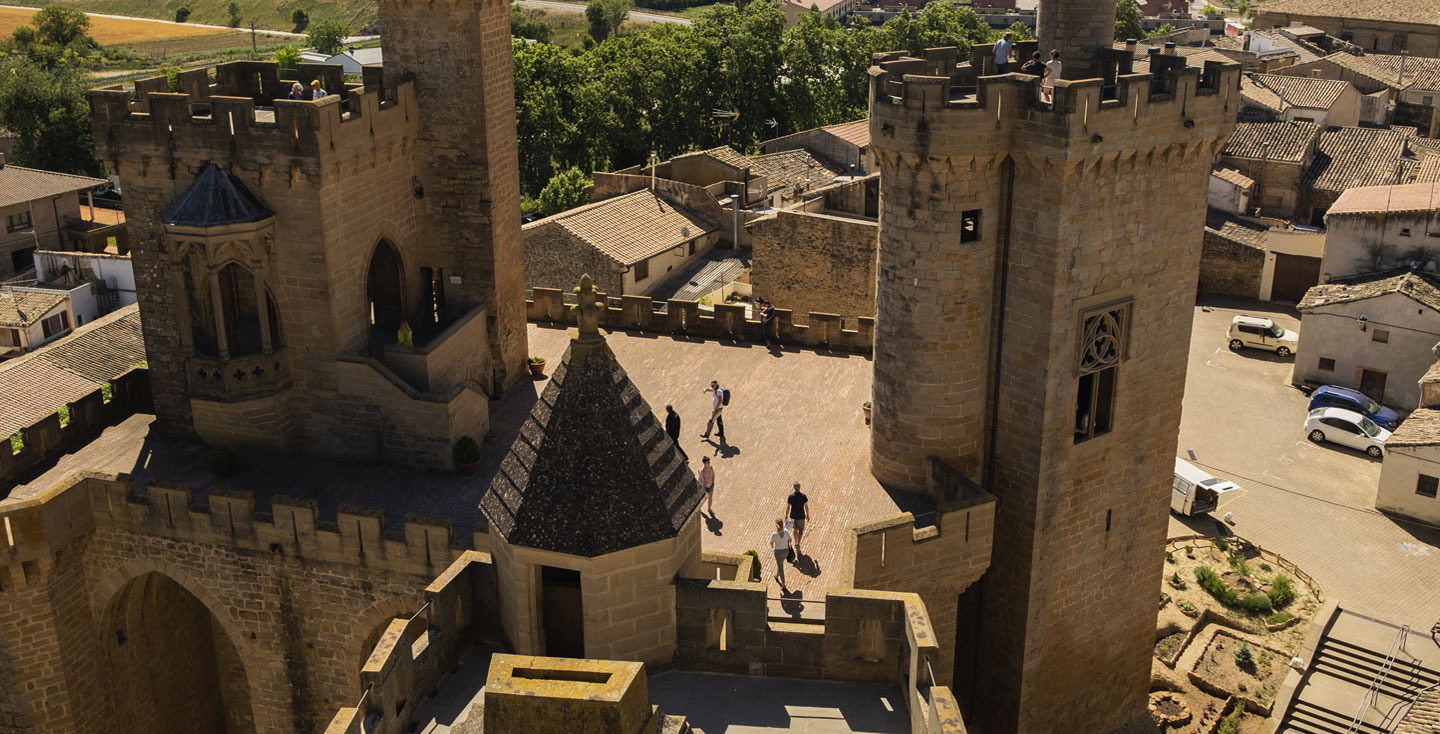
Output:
[1163, 42, 1177, 56]
[0, 153, 7, 169]
[1125, 38, 1138, 55]
[1243, 31, 1251, 51]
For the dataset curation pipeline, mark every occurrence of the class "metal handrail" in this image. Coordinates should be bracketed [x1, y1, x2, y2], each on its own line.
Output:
[1378, 679, 1440, 732]
[1346, 625, 1411, 733]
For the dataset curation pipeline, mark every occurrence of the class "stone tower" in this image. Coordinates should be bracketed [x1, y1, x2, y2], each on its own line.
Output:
[867, 18, 1238, 734]
[377, 0, 529, 392]
[87, 0, 527, 469]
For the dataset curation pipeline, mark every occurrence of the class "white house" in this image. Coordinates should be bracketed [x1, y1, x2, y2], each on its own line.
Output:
[32, 250, 137, 325]
[0, 287, 72, 358]
[1375, 363, 1440, 526]
[300, 47, 383, 75]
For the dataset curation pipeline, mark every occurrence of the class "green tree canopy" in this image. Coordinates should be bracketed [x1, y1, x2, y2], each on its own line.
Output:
[275, 44, 301, 74]
[0, 61, 103, 176]
[536, 167, 593, 216]
[11, 5, 100, 69]
[307, 20, 347, 54]
[32, 5, 90, 46]
[1114, 0, 1143, 42]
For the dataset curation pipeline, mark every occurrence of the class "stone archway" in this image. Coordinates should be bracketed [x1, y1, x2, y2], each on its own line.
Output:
[101, 572, 256, 734]
[367, 239, 405, 335]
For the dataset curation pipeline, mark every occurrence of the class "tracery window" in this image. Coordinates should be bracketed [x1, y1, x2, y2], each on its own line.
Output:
[1075, 300, 1132, 443]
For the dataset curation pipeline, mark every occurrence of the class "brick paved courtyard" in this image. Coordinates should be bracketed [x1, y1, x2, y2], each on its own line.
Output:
[1174, 296, 1440, 630]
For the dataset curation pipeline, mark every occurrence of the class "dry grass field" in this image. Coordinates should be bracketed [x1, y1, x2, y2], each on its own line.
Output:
[0, 6, 232, 44]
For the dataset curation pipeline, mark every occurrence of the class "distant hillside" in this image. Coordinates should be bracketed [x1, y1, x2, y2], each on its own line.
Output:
[7, 0, 379, 34]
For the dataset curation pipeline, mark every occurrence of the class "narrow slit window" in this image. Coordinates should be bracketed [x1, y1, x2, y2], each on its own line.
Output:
[961, 210, 981, 243]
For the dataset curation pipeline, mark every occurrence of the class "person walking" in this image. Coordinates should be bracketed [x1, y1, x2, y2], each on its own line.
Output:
[698, 456, 715, 514]
[785, 482, 810, 550]
[701, 380, 725, 441]
[665, 404, 687, 459]
[1042, 49, 1062, 104]
[1021, 51, 1047, 77]
[994, 32, 1014, 74]
[770, 518, 792, 589]
[760, 299, 776, 348]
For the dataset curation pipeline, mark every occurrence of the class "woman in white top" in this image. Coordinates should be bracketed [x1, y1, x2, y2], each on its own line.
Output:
[770, 518, 791, 588]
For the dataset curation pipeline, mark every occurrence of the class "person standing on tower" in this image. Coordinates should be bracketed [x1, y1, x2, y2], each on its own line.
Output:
[994, 32, 1015, 74]
[665, 404, 687, 459]
[701, 380, 726, 441]
[785, 482, 810, 550]
[1042, 49, 1062, 104]
[760, 299, 777, 348]
[698, 456, 715, 514]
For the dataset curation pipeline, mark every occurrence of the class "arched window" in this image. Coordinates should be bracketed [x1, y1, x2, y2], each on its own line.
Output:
[367, 239, 405, 331]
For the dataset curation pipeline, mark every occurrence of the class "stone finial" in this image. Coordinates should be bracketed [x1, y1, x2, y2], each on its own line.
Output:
[574, 274, 603, 338]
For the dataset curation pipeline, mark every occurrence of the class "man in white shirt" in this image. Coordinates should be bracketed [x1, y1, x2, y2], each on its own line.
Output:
[994, 32, 1014, 74]
[701, 380, 725, 440]
[1042, 49, 1062, 104]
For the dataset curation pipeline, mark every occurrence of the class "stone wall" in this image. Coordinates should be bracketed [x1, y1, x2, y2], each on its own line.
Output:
[331, 356, 490, 471]
[191, 391, 299, 455]
[522, 221, 624, 295]
[749, 209, 877, 326]
[1200, 231, 1265, 298]
[526, 288, 875, 354]
[0, 472, 477, 733]
[1219, 158, 1305, 220]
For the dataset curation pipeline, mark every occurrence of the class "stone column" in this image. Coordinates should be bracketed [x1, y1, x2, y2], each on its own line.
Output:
[253, 265, 272, 355]
[173, 266, 194, 354]
[208, 271, 229, 360]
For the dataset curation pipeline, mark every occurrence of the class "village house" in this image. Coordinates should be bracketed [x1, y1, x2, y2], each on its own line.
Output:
[1255, 0, 1440, 57]
[1240, 73, 1362, 127]
[761, 118, 873, 176]
[0, 287, 73, 358]
[0, 156, 122, 278]
[1376, 363, 1440, 526]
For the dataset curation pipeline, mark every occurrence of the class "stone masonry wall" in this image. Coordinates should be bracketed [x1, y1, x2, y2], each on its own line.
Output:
[522, 221, 624, 295]
[0, 473, 470, 733]
[749, 209, 877, 326]
[1200, 232, 1264, 298]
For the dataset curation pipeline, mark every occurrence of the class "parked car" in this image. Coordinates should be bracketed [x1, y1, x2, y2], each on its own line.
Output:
[1304, 407, 1390, 457]
[1228, 315, 1297, 357]
[1307, 386, 1402, 431]
[1172, 458, 1240, 516]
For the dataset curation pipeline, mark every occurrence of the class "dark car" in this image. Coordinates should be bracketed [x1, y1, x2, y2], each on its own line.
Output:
[1307, 385, 1402, 431]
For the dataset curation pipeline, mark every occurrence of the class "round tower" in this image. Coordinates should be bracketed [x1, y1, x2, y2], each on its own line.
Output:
[1038, 0, 1119, 76]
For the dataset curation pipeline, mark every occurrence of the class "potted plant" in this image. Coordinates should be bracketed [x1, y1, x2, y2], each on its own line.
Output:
[453, 435, 481, 475]
[862, 401, 872, 425]
[528, 356, 546, 377]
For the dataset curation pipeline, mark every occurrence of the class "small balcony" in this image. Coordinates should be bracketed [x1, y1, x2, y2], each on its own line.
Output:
[187, 348, 291, 401]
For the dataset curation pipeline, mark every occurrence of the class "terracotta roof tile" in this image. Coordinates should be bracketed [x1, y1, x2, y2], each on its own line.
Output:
[1327, 181, 1440, 216]
[1298, 270, 1440, 313]
[1257, 0, 1440, 27]
[1394, 688, 1440, 733]
[534, 190, 717, 266]
[1205, 209, 1270, 249]
[0, 165, 103, 210]
[1386, 409, 1440, 448]
[1242, 74, 1351, 111]
[0, 289, 66, 328]
[1366, 53, 1440, 92]
[1213, 167, 1256, 189]
[1223, 120, 1320, 162]
[0, 304, 144, 436]
[823, 119, 871, 148]
[1301, 126, 1415, 193]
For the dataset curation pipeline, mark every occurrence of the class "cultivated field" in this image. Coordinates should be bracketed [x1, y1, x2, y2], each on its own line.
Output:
[0, 0, 372, 33]
[0, 5, 233, 43]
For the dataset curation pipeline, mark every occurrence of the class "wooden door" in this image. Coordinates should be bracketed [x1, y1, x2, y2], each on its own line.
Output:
[540, 566, 585, 658]
[1359, 369, 1388, 403]
[1271, 254, 1322, 304]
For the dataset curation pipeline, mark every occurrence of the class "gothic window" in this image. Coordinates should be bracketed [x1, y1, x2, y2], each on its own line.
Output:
[1074, 301, 1131, 443]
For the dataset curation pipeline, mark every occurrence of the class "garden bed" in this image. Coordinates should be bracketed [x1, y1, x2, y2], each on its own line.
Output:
[1189, 631, 1289, 715]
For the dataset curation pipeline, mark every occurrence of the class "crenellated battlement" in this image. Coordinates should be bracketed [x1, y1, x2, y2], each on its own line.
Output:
[88, 60, 417, 172]
[868, 45, 1241, 160]
[0, 472, 483, 579]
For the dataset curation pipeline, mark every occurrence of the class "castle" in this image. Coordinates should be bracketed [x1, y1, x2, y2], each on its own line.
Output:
[0, 0, 1237, 730]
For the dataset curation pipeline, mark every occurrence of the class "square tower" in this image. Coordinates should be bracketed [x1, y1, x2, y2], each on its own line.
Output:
[867, 43, 1239, 732]
[88, 9, 527, 470]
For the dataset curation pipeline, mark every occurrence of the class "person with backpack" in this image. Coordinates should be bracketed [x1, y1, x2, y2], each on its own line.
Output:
[759, 299, 777, 348]
[701, 379, 727, 441]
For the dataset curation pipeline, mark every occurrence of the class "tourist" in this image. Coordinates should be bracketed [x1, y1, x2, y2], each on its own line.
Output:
[760, 299, 776, 348]
[770, 519, 791, 588]
[698, 456, 715, 514]
[1021, 51, 1047, 77]
[701, 379, 725, 441]
[994, 32, 1014, 74]
[665, 404, 686, 459]
[1042, 49, 1062, 104]
[396, 321, 413, 347]
[287, 82, 305, 100]
[309, 79, 328, 100]
[785, 482, 810, 550]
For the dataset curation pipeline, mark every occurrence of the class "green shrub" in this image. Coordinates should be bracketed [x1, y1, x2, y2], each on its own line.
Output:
[743, 549, 761, 581]
[698, 295, 713, 306]
[1165, 550, 1175, 563]
[1266, 611, 1294, 625]
[1214, 537, 1229, 552]
[1238, 593, 1272, 614]
[1195, 566, 1237, 605]
[1234, 640, 1254, 668]
[1217, 706, 1245, 734]
[1168, 571, 1186, 590]
[1259, 562, 1272, 572]
[56, 404, 70, 427]
[291, 8, 309, 27]
[8, 433, 22, 453]
[1268, 574, 1295, 608]
[175, 6, 191, 22]
[453, 435, 481, 465]
[528, 356, 546, 364]
[1178, 600, 1199, 618]
[1228, 553, 1251, 577]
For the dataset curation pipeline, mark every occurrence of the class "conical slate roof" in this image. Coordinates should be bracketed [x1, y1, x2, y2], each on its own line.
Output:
[161, 164, 273, 228]
[480, 334, 705, 557]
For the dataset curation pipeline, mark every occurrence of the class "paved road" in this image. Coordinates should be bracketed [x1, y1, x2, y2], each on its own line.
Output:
[514, 0, 693, 25]
[1173, 296, 1440, 631]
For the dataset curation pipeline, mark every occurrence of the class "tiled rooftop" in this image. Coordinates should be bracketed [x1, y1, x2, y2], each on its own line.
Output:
[1212, 167, 1256, 189]
[821, 119, 870, 148]
[1385, 408, 1440, 447]
[0, 304, 143, 434]
[1297, 270, 1440, 313]
[1223, 120, 1320, 162]
[0, 288, 66, 328]
[531, 190, 718, 266]
[1327, 181, 1440, 216]
[0, 164, 103, 209]
[1205, 208, 1270, 249]
[1257, 0, 1440, 27]
[1302, 126, 1417, 193]
[1242, 73, 1351, 112]
[6, 324, 920, 611]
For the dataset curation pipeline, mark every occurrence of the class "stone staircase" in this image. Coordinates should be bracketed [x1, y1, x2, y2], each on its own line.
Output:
[1278, 635, 1440, 734]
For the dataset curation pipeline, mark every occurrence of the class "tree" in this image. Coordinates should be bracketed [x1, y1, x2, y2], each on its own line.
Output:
[12, 5, 99, 70]
[31, 5, 90, 46]
[536, 167, 592, 216]
[1146, 23, 1175, 39]
[601, 0, 633, 38]
[586, 0, 612, 41]
[1114, 0, 1143, 42]
[275, 44, 301, 74]
[307, 19, 347, 55]
[228, 2, 242, 27]
[1001, 21, 1034, 41]
[510, 6, 553, 43]
[0, 61, 103, 176]
[290, 8, 309, 28]
[175, 5, 191, 22]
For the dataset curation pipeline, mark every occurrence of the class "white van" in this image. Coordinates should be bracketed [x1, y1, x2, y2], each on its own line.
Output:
[1172, 458, 1240, 516]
